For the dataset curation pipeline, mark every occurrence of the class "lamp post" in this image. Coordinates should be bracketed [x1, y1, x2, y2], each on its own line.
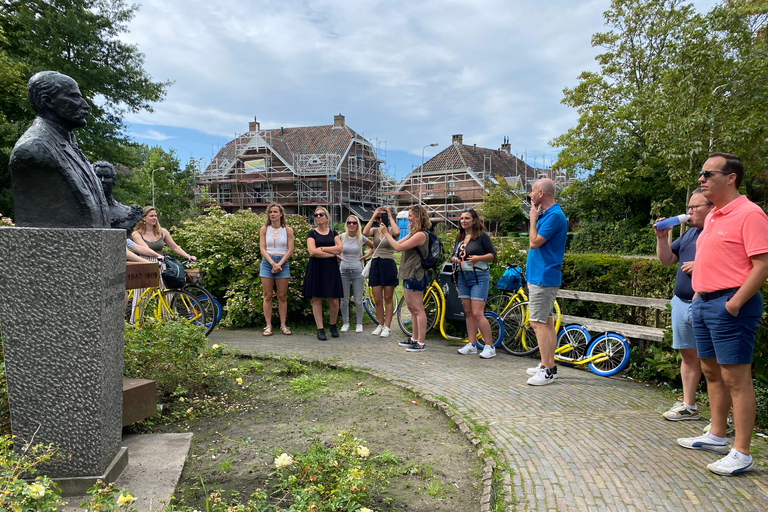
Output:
[420, 143, 438, 203]
[151, 166, 166, 208]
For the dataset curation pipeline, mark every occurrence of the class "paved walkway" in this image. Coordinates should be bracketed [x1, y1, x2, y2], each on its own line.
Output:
[211, 327, 768, 512]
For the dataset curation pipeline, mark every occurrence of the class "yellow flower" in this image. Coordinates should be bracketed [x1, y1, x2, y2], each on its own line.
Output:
[186, 407, 193, 414]
[25, 482, 46, 499]
[274, 453, 294, 469]
[212, 344, 220, 350]
[236, 377, 243, 385]
[356, 446, 370, 458]
[117, 493, 136, 505]
[179, 397, 185, 402]
[360, 508, 374, 512]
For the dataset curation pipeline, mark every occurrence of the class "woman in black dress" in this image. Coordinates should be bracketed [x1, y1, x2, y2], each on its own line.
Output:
[302, 206, 344, 340]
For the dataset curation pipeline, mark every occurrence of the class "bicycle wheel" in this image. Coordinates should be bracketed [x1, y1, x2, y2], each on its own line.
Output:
[499, 301, 539, 356]
[184, 283, 221, 333]
[363, 287, 399, 325]
[555, 324, 591, 366]
[474, 311, 505, 349]
[396, 290, 439, 337]
[586, 332, 630, 377]
[485, 294, 512, 317]
[553, 299, 562, 333]
[164, 289, 209, 334]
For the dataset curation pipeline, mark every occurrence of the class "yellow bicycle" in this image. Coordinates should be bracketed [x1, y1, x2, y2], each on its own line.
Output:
[395, 264, 504, 348]
[125, 286, 208, 334]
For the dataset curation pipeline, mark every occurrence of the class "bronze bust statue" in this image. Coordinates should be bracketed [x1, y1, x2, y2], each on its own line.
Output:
[93, 161, 142, 234]
[8, 71, 110, 228]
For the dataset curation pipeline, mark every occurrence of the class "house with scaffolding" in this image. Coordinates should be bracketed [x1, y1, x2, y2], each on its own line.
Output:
[196, 115, 386, 222]
[385, 134, 575, 226]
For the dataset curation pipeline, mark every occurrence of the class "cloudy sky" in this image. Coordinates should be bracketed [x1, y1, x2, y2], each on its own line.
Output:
[122, 0, 719, 179]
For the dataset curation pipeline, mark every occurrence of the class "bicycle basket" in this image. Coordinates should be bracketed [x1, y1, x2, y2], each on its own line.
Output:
[185, 268, 203, 283]
[496, 265, 523, 292]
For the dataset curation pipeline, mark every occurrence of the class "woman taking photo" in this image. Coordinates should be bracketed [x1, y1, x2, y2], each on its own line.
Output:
[132, 206, 196, 262]
[302, 207, 344, 340]
[338, 215, 374, 333]
[380, 205, 430, 352]
[451, 209, 497, 358]
[259, 203, 295, 336]
[362, 206, 400, 337]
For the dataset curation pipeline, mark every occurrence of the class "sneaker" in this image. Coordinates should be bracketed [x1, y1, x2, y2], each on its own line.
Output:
[458, 342, 477, 355]
[479, 345, 496, 359]
[329, 324, 339, 338]
[371, 325, 383, 336]
[317, 328, 327, 341]
[356, 324, 364, 333]
[380, 326, 391, 338]
[340, 323, 350, 333]
[398, 338, 416, 347]
[676, 433, 730, 454]
[526, 364, 557, 378]
[707, 449, 753, 476]
[704, 417, 735, 436]
[527, 366, 555, 386]
[662, 402, 700, 421]
[406, 342, 426, 352]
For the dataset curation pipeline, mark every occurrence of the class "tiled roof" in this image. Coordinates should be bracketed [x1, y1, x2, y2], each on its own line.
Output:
[421, 143, 534, 178]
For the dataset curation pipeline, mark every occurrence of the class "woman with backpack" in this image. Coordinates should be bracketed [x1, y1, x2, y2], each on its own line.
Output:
[451, 208, 497, 358]
[338, 215, 374, 333]
[380, 204, 431, 352]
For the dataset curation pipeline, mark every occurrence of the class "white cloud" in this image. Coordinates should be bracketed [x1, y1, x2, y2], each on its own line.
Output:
[130, 129, 175, 142]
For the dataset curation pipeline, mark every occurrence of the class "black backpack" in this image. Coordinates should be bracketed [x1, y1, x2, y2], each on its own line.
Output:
[161, 256, 186, 289]
[419, 230, 442, 270]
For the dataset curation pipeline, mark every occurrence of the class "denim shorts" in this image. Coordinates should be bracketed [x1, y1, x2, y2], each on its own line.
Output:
[369, 258, 399, 287]
[527, 284, 559, 324]
[456, 270, 490, 301]
[402, 274, 428, 292]
[259, 255, 290, 279]
[670, 295, 696, 350]
[692, 291, 763, 364]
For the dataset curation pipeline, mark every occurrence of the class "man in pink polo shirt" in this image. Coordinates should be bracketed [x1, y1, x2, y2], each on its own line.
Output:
[676, 153, 768, 476]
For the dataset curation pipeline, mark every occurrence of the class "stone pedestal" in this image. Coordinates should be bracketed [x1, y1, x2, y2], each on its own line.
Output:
[0, 227, 126, 488]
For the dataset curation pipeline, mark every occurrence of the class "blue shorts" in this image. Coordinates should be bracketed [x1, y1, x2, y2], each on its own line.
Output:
[670, 295, 696, 350]
[402, 274, 428, 292]
[369, 258, 399, 287]
[259, 255, 290, 279]
[692, 291, 762, 365]
[456, 270, 490, 301]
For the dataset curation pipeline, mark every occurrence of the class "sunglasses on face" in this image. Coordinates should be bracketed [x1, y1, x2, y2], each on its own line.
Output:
[314, 213, 326, 218]
[346, 221, 358, 225]
[699, 170, 732, 179]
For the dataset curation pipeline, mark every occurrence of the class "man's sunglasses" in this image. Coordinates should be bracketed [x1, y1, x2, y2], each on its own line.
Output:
[314, 213, 326, 217]
[699, 170, 732, 179]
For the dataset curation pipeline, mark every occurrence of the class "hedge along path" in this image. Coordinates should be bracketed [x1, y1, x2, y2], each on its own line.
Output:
[210, 328, 768, 512]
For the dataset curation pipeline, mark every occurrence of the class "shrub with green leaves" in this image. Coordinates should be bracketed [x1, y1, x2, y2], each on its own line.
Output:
[171, 206, 313, 327]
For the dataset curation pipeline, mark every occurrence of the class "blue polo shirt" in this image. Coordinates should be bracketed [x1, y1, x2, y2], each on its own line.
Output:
[526, 203, 567, 287]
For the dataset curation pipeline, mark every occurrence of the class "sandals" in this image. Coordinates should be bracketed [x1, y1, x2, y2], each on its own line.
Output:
[263, 326, 273, 336]
[280, 325, 292, 335]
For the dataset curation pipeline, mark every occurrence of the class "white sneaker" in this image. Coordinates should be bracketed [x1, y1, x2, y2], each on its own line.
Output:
[676, 433, 730, 454]
[340, 324, 350, 333]
[704, 416, 735, 435]
[355, 324, 364, 333]
[527, 366, 555, 386]
[662, 402, 700, 421]
[479, 345, 496, 359]
[380, 326, 391, 338]
[707, 449, 753, 476]
[458, 342, 477, 355]
[526, 364, 544, 376]
[371, 325, 383, 336]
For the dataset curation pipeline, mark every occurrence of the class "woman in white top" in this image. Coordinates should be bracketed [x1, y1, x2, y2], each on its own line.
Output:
[338, 215, 374, 333]
[259, 203, 295, 336]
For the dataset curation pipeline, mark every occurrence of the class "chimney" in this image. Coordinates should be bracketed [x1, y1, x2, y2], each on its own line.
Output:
[248, 116, 260, 132]
[452, 134, 463, 145]
[501, 136, 511, 154]
[333, 113, 345, 128]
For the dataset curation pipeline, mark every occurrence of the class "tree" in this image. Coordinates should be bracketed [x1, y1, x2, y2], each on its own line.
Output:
[0, 0, 170, 219]
[480, 174, 525, 235]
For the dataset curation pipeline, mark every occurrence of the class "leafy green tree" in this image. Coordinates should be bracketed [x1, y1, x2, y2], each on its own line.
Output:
[0, 0, 170, 219]
[480, 174, 525, 235]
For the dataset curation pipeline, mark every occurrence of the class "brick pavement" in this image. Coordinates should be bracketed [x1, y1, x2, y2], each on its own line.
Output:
[210, 327, 768, 511]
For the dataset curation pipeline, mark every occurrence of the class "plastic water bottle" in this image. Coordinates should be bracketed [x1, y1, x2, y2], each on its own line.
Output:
[655, 214, 690, 230]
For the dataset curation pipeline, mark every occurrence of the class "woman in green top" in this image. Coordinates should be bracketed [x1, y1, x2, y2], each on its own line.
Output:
[131, 206, 196, 261]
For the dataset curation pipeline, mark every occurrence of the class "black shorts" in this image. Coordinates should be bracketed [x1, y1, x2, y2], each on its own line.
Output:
[368, 258, 399, 287]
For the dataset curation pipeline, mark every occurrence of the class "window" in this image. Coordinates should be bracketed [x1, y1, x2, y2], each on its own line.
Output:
[427, 183, 434, 190]
[447, 181, 455, 189]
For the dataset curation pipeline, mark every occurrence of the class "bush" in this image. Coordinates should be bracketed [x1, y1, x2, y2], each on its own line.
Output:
[569, 220, 657, 255]
[171, 207, 313, 327]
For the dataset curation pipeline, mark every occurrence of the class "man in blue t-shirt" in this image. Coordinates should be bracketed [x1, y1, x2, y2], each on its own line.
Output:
[655, 189, 713, 421]
[525, 178, 568, 386]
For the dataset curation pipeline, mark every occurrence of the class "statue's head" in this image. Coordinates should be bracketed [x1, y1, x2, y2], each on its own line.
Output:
[94, 161, 116, 199]
[28, 71, 90, 131]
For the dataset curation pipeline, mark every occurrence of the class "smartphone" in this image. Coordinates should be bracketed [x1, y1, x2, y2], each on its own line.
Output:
[380, 212, 390, 227]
